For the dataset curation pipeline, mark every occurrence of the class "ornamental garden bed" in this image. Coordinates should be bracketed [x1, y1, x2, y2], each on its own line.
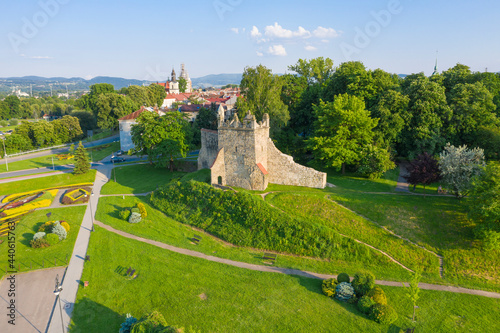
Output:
[61, 187, 92, 205]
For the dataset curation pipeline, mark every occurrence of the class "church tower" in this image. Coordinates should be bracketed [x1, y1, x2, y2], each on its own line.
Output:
[171, 68, 177, 82]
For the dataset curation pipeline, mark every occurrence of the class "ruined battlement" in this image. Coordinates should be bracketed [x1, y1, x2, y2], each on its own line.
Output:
[198, 112, 326, 191]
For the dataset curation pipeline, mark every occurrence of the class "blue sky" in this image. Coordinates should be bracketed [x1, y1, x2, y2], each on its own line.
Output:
[1, 0, 499, 79]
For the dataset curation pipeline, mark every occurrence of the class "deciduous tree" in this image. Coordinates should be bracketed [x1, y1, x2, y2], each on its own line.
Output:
[404, 152, 441, 197]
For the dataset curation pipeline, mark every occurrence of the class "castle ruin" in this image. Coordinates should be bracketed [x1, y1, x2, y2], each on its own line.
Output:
[198, 109, 326, 191]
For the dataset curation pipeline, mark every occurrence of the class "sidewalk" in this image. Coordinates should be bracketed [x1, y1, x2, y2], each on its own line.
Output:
[46, 164, 111, 333]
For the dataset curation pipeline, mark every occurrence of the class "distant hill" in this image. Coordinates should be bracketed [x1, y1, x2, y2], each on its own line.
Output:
[191, 73, 242, 88]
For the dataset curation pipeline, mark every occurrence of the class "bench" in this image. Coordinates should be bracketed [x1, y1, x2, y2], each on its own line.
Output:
[263, 252, 277, 263]
[192, 235, 202, 244]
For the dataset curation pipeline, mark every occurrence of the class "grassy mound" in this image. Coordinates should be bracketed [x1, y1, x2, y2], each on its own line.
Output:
[151, 180, 380, 263]
[179, 169, 211, 183]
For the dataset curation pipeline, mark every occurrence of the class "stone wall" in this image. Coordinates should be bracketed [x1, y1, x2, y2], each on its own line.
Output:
[210, 148, 226, 185]
[198, 129, 219, 169]
[267, 139, 326, 188]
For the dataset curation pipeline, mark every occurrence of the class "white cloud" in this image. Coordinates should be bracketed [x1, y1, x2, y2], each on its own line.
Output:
[313, 26, 339, 38]
[305, 45, 317, 51]
[264, 22, 310, 39]
[231, 28, 239, 34]
[20, 54, 53, 59]
[256, 51, 264, 57]
[267, 45, 287, 56]
[250, 26, 262, 37]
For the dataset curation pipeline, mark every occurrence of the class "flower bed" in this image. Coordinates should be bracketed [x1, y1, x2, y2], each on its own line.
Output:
[1, 183, 93, 204]
[61, 187, 92, 205]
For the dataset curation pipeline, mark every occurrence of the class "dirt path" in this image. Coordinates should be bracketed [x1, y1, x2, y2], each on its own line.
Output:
[93, 220, 500, 299]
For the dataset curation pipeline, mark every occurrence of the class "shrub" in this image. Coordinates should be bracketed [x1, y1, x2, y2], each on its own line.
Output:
[352, 271, 375, 297]
[322, 278, 338, 297]
[38, 221, 56, 232]
[60, 221, 70, 232]
[337, 272, 350, 283]
[137, 203, 147, 219]
[45, 233, 60, 246]
[33, 232, 46, 240]
[9, 119, 18, 126]
[129, 212, 142, 224]
[357, 295, 376, 314]
[130, 311, 177, 333]
[366, 286, 387, 305]
[131, 207, 140, 214]
[51, 221, 68, 240]
[120, 209, 131, 221]
[0, 120, 8, 127]
[30, 238, 50, 248]
[335, 282, 355, 301]
[119, 314, 138, 333]
[369, 303, 398, 325]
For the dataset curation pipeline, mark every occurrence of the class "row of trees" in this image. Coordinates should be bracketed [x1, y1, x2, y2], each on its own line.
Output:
[1, 115, 83, 156]
[0, 95, 78, 120]
[236, 59, 500, 178]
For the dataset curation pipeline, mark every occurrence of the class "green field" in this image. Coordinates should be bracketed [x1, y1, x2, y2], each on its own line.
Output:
[0, 170, 96, 195]
[101, 164, 185, 195]
[70, 227, 500, 333]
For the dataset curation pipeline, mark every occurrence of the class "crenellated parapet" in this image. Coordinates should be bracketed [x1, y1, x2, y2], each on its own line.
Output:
[219, 112, 270, 130]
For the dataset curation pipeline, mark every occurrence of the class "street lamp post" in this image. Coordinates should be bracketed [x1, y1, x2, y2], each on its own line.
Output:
[53, 274, 65, 333]
[111, 155, 116, 182]
[1, 137, 7, 171]
[85, 191, 95, 232]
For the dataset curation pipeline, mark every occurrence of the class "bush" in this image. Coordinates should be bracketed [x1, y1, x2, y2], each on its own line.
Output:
[357, 295, 376, 314]
[0, 120, 8, 127]
[337, 272, 350, 283]
[38, 221, 56, 232]
[45, 233, 60, 246]
[60, 221, 70, 232]
[128, 212, 142, 224]
[33, 232, 46, 240]
[131, 207, 140, 214]
[137, 203, 147, 219]
[9, 119, 18, 126]
[130, 311, 176, 333]
[30, 238, 50, 248]
[352, 271, 375, 297]
[120, 209, 131, 221]
[51, 221, 67, 240]
[322, 278, 338, 297]
[335, 282, 355, 301]
[481, 229, 500, 251]
[369, 303, 398, 325]
[366, 286, 387, 305]
[119, 314, 138, 333]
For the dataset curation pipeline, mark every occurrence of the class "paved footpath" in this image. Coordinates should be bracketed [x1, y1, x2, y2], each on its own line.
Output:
[94, 220, 500, 299]
[0, 267, 66, 333]
[46, 164, 112, 333]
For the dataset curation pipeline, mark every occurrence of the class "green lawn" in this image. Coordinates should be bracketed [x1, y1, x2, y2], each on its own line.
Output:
[0, 170, 96, 195]
[70, 227, 500, 333]
[95, 195, 410, 281]
[0, 206, 87, 279]
[326, 166, 400, 192]
[101, 164, 185, 194]
[84, 129, 118, 142]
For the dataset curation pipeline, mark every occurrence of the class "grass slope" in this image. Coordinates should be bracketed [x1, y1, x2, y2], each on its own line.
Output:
[70, 227, 500, 333]
[96, 195, 409, 280]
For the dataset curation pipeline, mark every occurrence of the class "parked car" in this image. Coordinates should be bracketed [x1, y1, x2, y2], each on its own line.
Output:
[115, 150, 124, 156]
[111, 156, 125, 163]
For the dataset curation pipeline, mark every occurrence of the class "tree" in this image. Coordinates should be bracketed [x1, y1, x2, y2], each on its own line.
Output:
[404, 270, 421, 322]
[468, 163, 500, 250]
[356, 144, 395, 179]
[131, 111, 192, 171]
[4, 96, 21, 119]
[238, 64, 289, 133]
[2, 133, 32, 156]
[442, 63, 474, 97]
[192, 104, 218, 146]
[70, 110, 96, 134]
[77, 83, 115, 114]
[308, 94, 378, 173]
[0, 101, 9, 120]
[95, 94, 137, 130]
[448, 82, 498, 145]
[399, 76, 452, 158]
[371, 90, 408, 150]
[439, 143, 485, 198]
[52, 115, 83, 143]
[126, 85, 151, 108]
[178, 77, 187, 93]
[73, 141, 90, 174]
[148, 83, 166, 107]
[288, 57, 334, 84]
[404, 152, 441, 197]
